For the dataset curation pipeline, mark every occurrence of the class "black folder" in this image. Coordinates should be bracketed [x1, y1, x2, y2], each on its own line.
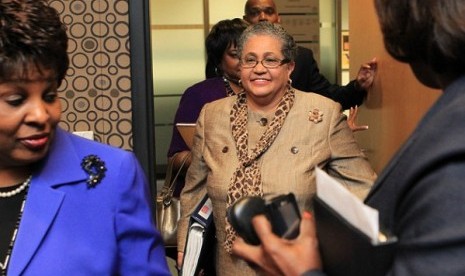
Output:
[313, 196, 397, 276]
[181, 195, 216, 276]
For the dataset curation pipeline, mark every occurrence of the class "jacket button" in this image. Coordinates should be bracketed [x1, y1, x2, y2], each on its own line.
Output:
[222, 146, 229, 153]
[259, 118, 268, 126]
[291, 146, 299, 154]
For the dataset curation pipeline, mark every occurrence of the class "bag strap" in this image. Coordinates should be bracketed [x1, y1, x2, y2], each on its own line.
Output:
[161, 151, 191, 203]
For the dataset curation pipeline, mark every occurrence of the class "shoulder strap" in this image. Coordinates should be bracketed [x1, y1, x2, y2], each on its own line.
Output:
[161, 152, 191, 199]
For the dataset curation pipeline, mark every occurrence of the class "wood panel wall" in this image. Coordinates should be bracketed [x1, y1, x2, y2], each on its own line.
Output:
[349, 0, 441, 173]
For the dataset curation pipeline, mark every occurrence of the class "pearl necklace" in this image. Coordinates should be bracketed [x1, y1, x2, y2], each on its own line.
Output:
[0, 176, 31, 198]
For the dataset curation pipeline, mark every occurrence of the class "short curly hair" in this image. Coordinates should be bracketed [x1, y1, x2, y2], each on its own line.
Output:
[375, 0, 465, 75]
[237, 21, 297, 62]
[0, 0, 69, 85]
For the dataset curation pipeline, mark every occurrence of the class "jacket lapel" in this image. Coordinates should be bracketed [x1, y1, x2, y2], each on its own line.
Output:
[8, 129, 87, 275]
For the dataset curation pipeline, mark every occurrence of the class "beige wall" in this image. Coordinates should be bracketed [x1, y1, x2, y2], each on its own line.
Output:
[349, 0, 441, 173]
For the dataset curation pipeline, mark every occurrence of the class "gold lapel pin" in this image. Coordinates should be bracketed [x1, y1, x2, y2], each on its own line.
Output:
[308, 108, 323, 123]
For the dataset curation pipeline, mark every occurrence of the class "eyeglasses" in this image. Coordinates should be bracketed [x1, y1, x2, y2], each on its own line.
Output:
[240, 57, 290, 69]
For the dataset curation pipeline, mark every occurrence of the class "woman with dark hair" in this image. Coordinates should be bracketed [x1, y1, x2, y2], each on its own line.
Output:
[0, 1, 170, 274]
[167, 18, 249, 195]
[232, 0, 465, 275]
[205, 18, 250, 79]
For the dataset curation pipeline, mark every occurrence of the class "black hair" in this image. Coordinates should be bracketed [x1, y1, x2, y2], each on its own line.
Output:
[375, 0, 465, 75]
[0, 0, 69, 85]
[205, 18, 248, 78]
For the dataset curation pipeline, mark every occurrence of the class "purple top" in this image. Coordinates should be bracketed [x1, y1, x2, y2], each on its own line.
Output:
[167, 77, 227, 157]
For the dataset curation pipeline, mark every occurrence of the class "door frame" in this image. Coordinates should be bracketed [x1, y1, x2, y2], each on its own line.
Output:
[128, 0, 157, 200]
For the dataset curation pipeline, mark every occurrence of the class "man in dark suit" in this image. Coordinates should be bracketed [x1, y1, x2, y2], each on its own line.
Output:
[243, 0, 377, 110]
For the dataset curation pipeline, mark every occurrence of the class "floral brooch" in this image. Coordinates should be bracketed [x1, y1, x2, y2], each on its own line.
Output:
[308, 108, 323, 123]
[81, 155, 107, 188]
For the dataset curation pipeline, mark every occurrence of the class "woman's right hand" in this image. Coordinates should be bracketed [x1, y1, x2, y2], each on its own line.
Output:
[177, 252, 184, 270]
[347, 106, 369, 132]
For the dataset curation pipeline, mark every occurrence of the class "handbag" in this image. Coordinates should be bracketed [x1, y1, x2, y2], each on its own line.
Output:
[156, 151, 191, 247]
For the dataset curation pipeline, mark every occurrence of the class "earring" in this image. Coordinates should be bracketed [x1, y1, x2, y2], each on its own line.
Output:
[288, 79, 293, 86]
[238, 79, 242, 87]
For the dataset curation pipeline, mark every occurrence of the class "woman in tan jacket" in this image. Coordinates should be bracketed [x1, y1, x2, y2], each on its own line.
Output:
[177, 22, 377, 275]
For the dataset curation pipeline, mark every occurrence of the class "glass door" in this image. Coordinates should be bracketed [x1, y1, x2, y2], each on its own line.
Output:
[150, 0, 343, 187]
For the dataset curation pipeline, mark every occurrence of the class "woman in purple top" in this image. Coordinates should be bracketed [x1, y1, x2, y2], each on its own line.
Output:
[167, 18, 249, 196]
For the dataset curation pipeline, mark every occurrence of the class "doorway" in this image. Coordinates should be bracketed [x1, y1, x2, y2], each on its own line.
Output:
[149, 0, 348, 186]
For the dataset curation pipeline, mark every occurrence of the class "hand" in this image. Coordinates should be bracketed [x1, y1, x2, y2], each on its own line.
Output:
[356, 57, 377, 91]
[177, 252, 184, 270]
[347, 106, 368, 132]
[232, 211, 322, 276]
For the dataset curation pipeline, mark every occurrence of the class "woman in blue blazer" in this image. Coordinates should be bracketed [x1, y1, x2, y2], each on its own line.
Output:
[0, 1, 169, 275]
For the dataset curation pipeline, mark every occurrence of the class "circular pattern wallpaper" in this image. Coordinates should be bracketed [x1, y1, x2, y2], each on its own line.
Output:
[50, 0, 133, 150]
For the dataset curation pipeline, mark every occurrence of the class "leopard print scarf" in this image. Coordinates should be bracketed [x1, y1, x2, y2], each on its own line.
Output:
[224, 87, 295, 253]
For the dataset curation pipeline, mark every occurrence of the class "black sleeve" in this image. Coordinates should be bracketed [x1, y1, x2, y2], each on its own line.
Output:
[205, 59, 217, 79]
[291, 46, 366, 110]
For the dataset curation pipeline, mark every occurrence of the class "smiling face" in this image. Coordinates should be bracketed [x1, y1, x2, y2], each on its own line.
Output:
[240, 34, 295, 111]
[0, 67, 61, 169]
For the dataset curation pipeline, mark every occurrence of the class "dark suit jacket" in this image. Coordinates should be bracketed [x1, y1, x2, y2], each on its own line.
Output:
[8, 128, 170, 275]
[292, 46, 366, 110]
[365, 74, 465, 275]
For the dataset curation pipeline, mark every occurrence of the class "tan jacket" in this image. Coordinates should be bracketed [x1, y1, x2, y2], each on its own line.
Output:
[178, 90, 376, 275]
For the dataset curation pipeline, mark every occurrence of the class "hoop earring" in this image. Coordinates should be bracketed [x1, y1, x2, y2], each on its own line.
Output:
[287, 79, 293, 89]
[238, 79, 242, 87]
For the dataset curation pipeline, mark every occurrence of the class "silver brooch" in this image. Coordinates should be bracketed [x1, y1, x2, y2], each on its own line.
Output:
[308, 108, 323, 123]
[81, 155, 107, 188]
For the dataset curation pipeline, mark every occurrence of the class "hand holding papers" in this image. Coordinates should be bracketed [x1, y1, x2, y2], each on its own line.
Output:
[315, 167, 380, 243]
[314, 168, 397, 276]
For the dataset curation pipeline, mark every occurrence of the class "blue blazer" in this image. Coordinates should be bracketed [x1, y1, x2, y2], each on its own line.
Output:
[8, 128, 170, 275]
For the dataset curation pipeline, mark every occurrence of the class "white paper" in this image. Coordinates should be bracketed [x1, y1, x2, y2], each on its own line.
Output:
[315, 167, 379, 243]
[182, 222, 204, 276]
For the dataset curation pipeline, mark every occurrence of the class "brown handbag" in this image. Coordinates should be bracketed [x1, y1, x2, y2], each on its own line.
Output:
[156, 151, 190, 247]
